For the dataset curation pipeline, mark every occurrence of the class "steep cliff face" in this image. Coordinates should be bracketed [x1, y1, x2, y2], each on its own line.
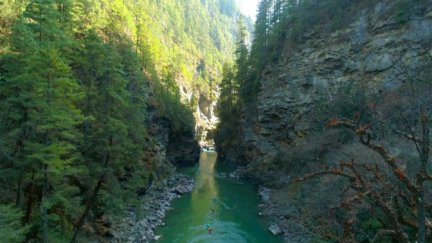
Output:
[234, 2, 432, 182]
[147, 103, 200, 168]
[196, 93, 219, 147]
[175, 78, 219, 148]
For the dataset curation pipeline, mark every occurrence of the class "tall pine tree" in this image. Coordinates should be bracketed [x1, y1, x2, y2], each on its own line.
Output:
[1, 1, 84, 241]
[235, 17, 249, 106]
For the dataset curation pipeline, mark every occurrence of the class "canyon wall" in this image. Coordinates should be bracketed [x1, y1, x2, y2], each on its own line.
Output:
[232, 2, 432, 183]
[217, 3, 432, 240]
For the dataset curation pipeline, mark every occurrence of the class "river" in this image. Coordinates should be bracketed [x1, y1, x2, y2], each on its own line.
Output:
[154, 152, 283, 243]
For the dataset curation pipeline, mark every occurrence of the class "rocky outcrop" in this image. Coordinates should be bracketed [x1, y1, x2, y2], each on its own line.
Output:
[148, 106, 200, 167]
[166, 129, 200, 166]
[196, 93, 218, 148]
[178, 74, 219, 149]
[109, 174, 194, 243]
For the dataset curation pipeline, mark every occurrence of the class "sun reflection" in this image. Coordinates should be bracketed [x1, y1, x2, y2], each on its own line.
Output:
[190, 152, 219, 225]
[155, 151, 283, 243]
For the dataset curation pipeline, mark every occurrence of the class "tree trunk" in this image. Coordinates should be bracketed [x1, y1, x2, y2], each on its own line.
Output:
[24, 169, 35, 224]
[70, 177, 104, 243]
[417, 185, 426, 243]
[16, 175, 23, 207]
[71, 135, 112, 243]
[417, 111, 429, 243]
[42, 164, 48, 243]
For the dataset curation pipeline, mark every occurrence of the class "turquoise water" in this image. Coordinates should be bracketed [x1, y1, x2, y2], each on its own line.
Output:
[154, 152, 283, 243]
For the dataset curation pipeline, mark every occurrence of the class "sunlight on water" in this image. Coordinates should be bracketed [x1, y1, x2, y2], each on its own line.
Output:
[155, 152, 283, 243]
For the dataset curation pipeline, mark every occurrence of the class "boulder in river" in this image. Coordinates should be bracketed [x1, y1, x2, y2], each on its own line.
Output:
[174, 185, 190, 195]
[268, 224, 283, 235]
[229, 172, 240, 179]
[258, 187, 272, 202]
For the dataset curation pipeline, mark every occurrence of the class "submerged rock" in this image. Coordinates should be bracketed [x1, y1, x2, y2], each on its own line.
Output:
[229, 171, 240, 179]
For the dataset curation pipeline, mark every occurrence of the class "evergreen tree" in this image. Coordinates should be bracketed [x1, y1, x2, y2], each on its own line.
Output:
[24, 47, 83, 243]
[269, 0, 290, 56]
[71, 32, 146, 241]
[235, 17, 249, 105]
[214, 61, 241, 156]
[218, 62, 237, 120]
[24, 0, 67, 46]
[249, 0, 273, 74]
[0, 204, 29, 242]
[1, 1, 83, 241]
[215, 18, 248, 158]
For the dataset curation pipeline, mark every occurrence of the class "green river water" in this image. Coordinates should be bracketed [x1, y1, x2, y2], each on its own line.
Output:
[154, 152, 284, 243]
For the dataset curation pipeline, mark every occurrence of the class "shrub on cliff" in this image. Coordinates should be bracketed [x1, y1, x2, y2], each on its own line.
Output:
[291, 82, 432, 242]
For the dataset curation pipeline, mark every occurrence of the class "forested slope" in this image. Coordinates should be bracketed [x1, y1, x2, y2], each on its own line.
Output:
[0, 0, 245, 242]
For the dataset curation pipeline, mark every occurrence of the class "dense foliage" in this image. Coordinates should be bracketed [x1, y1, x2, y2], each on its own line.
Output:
[0, 0, 243, 241]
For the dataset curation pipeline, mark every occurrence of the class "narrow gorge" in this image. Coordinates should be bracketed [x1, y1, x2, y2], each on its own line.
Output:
[1, 0, 432, 243]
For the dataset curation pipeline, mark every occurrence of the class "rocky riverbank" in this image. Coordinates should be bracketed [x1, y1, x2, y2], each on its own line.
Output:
[228, 167, 315, 242]
[109, 174, 195, 243]
[257, 186, 319, 243]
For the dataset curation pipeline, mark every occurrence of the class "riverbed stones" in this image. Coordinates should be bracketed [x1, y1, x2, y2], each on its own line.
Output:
[109, 174, 195, 242]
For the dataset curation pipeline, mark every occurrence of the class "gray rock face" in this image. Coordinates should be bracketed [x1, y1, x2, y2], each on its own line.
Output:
[227, 2, 432, 177]
[148, 104, 200, 168]
[364, 53, 393, 72]
[166, 129, 200, 166]
[196, 93, 218, 148]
